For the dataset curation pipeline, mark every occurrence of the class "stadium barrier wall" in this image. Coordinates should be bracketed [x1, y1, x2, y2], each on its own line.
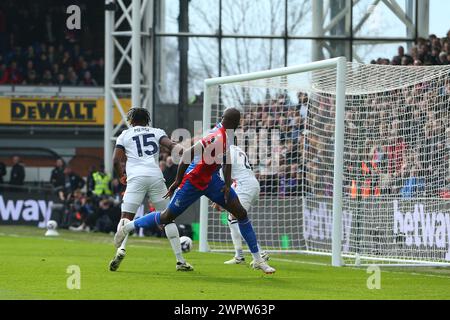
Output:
[0, 190, 57, 228]
[0, 189, 200, 229]
[208, 196, 450, 263]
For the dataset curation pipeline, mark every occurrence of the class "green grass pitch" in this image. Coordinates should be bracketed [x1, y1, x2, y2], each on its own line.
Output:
[0, 226, 449, 300]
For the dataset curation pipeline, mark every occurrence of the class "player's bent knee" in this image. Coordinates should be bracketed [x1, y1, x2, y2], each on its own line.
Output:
[230, 208, 247, 221]
[121, 202, 140, 214]
[238, 209, 248, 221]
[160, 209, 177, 225]
[225, 199, 247, 220]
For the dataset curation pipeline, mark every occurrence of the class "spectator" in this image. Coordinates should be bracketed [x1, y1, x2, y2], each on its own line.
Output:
[63, 166, 85, 195]
[439, 52, 449, 65]
[22, 46, 36, 66]
[91, 58, 104, 85]
[36, 52, 51, 75]
[59, 50, 72, 71]
[50, 158, 65, 191]
[41, 69, 53, 85]
[393, 46, 412, 65]
[68, 189, 92, 232]
[401, 56, 411, 66]
[54, 73, 68, 86]
[5, 61, 22, 84]
[22, 69, 39, 85]
[163, 156, 177, 188]
[92, 165, 112, 197]
[9, 156, 25, 190]
[47, 45, 57, 65]
[86, 165, 96, 194]
[91, 198, 120, 233]
[67, 70, 78, 86]
[79, 70, 97, 86]
[297, 92, 309, 119]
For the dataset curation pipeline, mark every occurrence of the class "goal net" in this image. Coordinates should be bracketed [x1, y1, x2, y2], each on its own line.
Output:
[200, 58, 450, 266]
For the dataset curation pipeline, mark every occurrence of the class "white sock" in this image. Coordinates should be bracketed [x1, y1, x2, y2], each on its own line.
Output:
[123, 221, 136, 234]
[117, 218, 130, 232]
[164, 223, 185, 263]
[251, 251, 263, 263]
[228, 219, 243, 258]
[119, 234, 129, 251]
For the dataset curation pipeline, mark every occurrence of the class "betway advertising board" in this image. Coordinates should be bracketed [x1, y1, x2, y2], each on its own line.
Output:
[302, 197, 450, 262]
[0, 193, 56, 228]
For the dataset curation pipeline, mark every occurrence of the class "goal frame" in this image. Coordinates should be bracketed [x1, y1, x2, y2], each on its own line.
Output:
[199, 57, 347, 267]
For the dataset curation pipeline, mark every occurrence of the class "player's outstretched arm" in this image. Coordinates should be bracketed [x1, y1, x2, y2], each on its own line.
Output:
[164, 141, 203, 199]
[113, 147, 127, 185]
[159, 136, 184, 157]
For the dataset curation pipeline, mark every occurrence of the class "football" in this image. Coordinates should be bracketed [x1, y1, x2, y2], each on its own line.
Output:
[45, 220, 59, 237]
[180, 236, 193, 253]
[47, 220, 58, 230]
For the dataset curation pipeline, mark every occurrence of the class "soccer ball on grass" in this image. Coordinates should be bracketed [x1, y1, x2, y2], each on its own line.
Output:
[45, 220, 59, 237]
[180, 236, 193, 253]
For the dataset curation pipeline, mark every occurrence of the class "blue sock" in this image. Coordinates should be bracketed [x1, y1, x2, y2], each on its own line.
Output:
[134, 211, 161, 229]
[238, 217, 259, 253]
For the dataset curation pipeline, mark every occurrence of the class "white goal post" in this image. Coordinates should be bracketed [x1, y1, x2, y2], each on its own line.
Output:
[199, 57, 450, 267]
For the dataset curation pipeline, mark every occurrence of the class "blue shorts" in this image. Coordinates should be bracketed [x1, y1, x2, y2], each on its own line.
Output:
[168, 172, 238, 217]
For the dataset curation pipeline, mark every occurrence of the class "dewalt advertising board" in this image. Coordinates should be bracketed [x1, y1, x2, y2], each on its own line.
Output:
[0, 97, 132, 126]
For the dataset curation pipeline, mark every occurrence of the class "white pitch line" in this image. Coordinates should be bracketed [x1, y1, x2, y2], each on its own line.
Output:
[212, 252, 450, 280]
[269, 257, 329, 267]
[272, 257, 450, 280]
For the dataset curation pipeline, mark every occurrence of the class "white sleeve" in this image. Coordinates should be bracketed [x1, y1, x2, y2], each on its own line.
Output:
[116, 131, 126, 149]
[154, 128, 168, 143]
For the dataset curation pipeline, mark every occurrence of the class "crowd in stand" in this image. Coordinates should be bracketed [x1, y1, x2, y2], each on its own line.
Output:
[371, 32, 450, 66]
[0, 1, 104, 86]
[231, 31, 450, 199]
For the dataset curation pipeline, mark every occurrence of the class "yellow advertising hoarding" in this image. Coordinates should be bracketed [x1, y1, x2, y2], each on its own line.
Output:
[0, 97, 132, 126]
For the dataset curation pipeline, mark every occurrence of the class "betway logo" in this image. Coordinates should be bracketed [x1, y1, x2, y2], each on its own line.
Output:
[393, 200, 450, 261]
[0, 195, 53, 227]
[303, 202, 352, 253]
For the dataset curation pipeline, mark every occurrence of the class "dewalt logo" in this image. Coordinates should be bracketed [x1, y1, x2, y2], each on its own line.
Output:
[0, 97, 132, 126]
[11, 99, 97, 124]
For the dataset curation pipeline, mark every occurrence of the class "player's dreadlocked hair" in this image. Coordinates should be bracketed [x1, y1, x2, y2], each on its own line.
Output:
[127, 107, 151, 126]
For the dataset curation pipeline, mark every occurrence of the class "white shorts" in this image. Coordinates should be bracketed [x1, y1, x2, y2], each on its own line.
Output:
[122, 176, 169, 214]
[234, 178, 260, 212]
